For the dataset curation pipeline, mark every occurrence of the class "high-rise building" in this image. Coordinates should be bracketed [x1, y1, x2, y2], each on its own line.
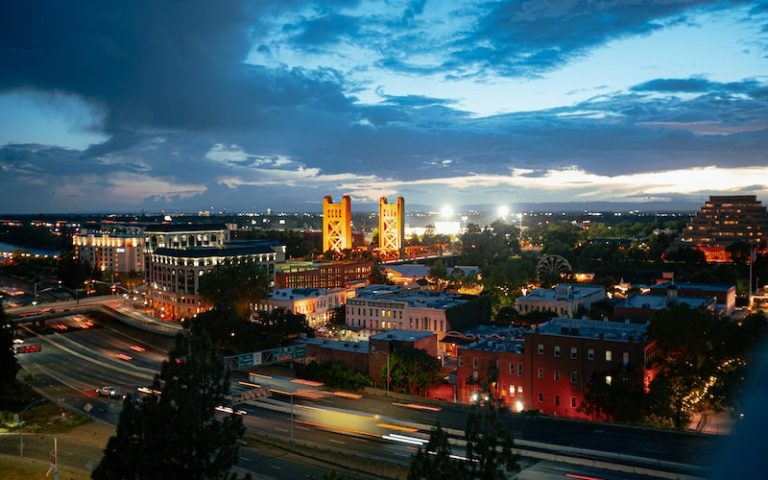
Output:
[322, 195, 352, 253]
[73, 231, 145, 273]
[681, 195, 768, 262]
[378, 196, 404, 257]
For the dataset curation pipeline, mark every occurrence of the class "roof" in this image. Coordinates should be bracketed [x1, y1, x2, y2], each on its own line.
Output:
[650, 282, 734, 294]
[270, 287, 341, 300]
[619, 294, 712, 310]
[518, 284, 605, 302]
[300, 338, 369, 353]
[463, 337, 525, 354]
[384, 264, 480, 278]
[534, 318, 648, 342]
[370, 329, 435, 342]
[153, 244, 275, 258]
[144, 223, 228, 233]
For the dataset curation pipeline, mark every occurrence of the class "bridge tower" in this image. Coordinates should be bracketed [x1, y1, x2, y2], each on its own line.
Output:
[379, 196, 404, 258]
[322, 195, 352, 253]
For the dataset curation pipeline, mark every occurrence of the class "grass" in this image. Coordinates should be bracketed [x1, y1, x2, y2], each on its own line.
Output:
[0, 454, 91, 480]
[0, 383, 90, 435]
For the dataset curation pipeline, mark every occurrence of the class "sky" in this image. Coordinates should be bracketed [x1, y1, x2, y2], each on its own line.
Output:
[0, 0, 767, 214]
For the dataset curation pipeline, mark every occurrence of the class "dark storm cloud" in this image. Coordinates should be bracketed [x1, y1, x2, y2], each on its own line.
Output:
[0, 0, 350, 132]
[439, 0, 749, 77]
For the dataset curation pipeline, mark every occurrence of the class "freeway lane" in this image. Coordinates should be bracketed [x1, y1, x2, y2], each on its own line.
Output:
[17, 317, 718, 478]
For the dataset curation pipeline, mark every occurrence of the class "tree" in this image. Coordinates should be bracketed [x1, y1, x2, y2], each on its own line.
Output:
[408, 422, 460, 480]
[198, 263, 271, 316]
[408, 403, 519, 479]
[464, 401, 520, 479]
[582, 367, 647, 424]
[385, 347, 442, 396]
[0, 304, 19, 389]
[93, 319, 249, 480]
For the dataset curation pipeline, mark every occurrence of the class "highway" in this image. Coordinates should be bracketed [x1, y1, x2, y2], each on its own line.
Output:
[14, 313, 721, 479]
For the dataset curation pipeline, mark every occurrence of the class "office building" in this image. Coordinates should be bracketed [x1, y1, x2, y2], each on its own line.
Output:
[515, 284, 605, 318]
[256, 287, 348, 328]
[274, 260, 372, 289]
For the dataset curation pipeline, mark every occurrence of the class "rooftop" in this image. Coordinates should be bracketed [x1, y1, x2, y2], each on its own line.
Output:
[520, 284, 605, 302]
[383, 264, 479, 278]
[463, 337, 525, 354]
[370, 329, 435, 342]
[153, 242, 275, 258]
[300, 338, 369, 353]
[356, 286, 470, 309]
[620, 294, 712, 310]
[651, 282, 735, 294]
[144, 223, 229, 233]
[535, 317, 648, 342]
[270, 287, 341, 299]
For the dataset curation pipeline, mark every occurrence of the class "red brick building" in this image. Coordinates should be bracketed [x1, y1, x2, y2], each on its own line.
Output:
[274, 260, 373, 289]
[301, 338, 369, 374]
[457, 318, 653, 421]
[368, 330, 437, 388]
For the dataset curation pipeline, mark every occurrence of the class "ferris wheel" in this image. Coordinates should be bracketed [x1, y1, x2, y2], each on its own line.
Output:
[537, 255, 572, 280]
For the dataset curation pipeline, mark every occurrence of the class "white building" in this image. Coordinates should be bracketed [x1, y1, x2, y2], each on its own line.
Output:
[515, 284, 605, 318]
[345, 285, 472, 342]
[73, 232, 145, 273]
[256, 287, 348, 328]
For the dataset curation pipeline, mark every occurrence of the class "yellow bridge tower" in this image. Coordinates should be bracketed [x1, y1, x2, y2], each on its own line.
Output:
[379, 196, 404, 257]
[322, 195, 352, 253]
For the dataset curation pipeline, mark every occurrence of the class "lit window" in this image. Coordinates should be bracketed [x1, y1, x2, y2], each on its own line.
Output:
[623, 352, 629, 365]
[605, 375, 612, 385]
[605, 350, 612, 362]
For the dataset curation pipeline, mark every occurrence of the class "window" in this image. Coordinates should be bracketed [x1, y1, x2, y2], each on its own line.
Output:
[605, 350, 612, 362]
[517, 363, 524, 376]
[571, 372, 578, 384]
[588, 349, 594, 360]
[554, 370, 560, 381]
[554, 395, 560, 406]
[509, 362, 515, 375]
[554, 345, 560, 358]
[518, 386, 523, 395]
[458, 356, 464, 367]
[537, 344, 544, 355]
[571, 397, 577, 408]
[605, 375, 613, 385]
[472, 357, 478, 369]
[571, 347, 577, 360]
[509, 385, 516, 395]
[623, 352, 629, 365]
[537, 368, 544, 379]
[538, 393, 544, 403]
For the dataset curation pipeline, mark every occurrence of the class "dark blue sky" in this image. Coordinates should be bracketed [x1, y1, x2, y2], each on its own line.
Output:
[0, 0, 766, 213]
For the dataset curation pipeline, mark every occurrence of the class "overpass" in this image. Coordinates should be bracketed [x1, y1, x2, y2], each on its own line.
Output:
[7, 295, 181, 336]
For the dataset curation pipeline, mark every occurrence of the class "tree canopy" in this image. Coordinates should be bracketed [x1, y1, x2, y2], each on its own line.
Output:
[385, 347, 442, 396]
[198, 262, 271, 316]
[93, 319, 249, 480]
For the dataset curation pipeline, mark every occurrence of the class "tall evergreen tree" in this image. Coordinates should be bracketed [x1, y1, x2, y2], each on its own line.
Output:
[93, 318, 249, 480]
[408, 422, 460, 480]
[0, 304, 20, 388]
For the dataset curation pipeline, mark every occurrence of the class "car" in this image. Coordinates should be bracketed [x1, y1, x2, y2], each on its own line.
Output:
[96, 386, 121, 398]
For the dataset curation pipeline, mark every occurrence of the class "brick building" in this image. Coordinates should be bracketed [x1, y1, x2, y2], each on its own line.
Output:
[368, 330, 437, 388]
[301, 338, 369, 374]
[274, 260, 372, 289]
[649, 282, 736, 315]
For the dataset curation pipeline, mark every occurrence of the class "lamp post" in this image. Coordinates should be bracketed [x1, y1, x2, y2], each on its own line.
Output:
[19, 398, 46, 457]
[373, 349, 391, 396]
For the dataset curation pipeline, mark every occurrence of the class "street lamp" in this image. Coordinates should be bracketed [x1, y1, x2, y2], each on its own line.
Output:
[19, 398, 46, 457]
[372, 349, 391, 396]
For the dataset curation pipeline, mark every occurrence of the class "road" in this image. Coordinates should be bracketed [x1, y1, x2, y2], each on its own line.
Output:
[14, 313, 721, 479]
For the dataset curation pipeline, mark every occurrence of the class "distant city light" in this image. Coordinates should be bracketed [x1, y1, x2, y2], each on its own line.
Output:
[440, 205, 453, 218]
[498, 206, 510, 218]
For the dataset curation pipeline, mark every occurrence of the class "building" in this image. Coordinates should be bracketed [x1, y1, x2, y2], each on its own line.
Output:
[256, 287, 348, 328]
[382, 264, 480, 287]
[274, 260, 372, 289]
[147, 241, 280, 321]
[379, 196, 405, 257]
[368, 330, 438, 387]
[613, 292, 714, 323]
[680, 195, 768, 262]
[457, 336, 526, 409]
[524, 318, 652, 420]
[649, 282, 736, 315]
[301, 338, 370, 374]
[72, 231, 145, 273]
[322, 195, 353, 253]
[456, 318, 654, 421]
[515, 284, 605, 318]
[345, 285, 487, 346]
[144, 223, 231, 254]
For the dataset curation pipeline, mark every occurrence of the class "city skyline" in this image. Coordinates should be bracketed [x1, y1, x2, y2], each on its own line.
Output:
[1, 1, 767, 213]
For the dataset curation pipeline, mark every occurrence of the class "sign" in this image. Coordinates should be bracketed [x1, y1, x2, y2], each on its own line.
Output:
[237, 353, 254, 369]
[227, 345, 306, 370]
